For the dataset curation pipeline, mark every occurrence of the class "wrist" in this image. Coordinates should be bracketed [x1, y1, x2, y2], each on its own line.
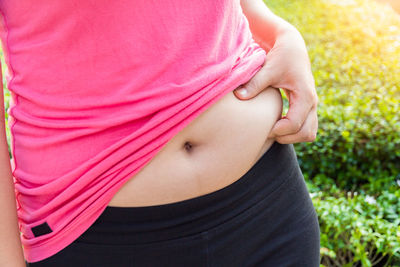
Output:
[254, 20, 302, 52]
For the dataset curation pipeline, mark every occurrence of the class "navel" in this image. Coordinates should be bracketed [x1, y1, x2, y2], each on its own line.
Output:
[183, 141, 194, 152]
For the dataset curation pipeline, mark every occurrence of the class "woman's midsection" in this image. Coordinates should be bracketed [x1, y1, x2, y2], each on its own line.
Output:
[108, 86, 283, 207]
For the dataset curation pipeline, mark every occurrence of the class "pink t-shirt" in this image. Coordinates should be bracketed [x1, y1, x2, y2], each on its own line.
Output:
[0, 0, 266, 262]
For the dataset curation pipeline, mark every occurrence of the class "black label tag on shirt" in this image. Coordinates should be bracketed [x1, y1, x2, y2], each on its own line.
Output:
[31, 222, 53, 237]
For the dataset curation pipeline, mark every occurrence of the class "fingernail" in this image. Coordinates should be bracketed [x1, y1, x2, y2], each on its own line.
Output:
[236, 87, 248, 97]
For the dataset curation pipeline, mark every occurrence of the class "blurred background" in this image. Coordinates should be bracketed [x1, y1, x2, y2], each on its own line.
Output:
[2, 0, 399, 266]
[267, 0, 400, 265]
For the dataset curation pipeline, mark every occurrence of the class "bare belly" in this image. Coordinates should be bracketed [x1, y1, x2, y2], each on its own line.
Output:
[108, 86, 283, 207]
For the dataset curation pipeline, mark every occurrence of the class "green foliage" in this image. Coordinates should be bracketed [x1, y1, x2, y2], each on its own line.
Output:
[307, 180, 400, 266]
[0, 51, 12, 158]
[268, 0, 400, 265]
[268, 0, 400, 190]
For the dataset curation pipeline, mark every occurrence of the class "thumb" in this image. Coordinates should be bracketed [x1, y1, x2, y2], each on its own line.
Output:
[233, 65, 273, 100]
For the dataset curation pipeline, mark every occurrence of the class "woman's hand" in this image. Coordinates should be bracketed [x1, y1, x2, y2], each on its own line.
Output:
[234, 26, 318, 144]
[237, 0, 318, 144]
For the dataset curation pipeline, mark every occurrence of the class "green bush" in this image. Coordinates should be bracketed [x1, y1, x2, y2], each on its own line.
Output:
[267, 0, 400, 190]
[307, 180, 400, 266]
[267, 0, 400, 265]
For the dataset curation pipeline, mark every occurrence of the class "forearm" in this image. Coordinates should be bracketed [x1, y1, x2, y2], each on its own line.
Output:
[240, 0, 303, 51]
[1, 77, 25, 266]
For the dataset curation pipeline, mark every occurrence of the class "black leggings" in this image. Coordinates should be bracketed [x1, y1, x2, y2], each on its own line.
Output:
[26, 142, 320, 267]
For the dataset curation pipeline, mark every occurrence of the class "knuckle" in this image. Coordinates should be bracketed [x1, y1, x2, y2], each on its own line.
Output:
[313, 94, 319, 107]
[307, 131, 317, 142]
[305, 87, 318, 106]
[293, 121, 302, 132]
[253, 79, 263, 91]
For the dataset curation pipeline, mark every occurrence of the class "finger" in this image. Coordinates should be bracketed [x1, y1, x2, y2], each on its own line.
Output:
[271, 106, 318, 144]
[269, 90, 312, 137]
[233, 65, 273, 100]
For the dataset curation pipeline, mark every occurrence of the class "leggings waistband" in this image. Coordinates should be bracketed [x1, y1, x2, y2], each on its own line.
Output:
[77, 142, 301, 244]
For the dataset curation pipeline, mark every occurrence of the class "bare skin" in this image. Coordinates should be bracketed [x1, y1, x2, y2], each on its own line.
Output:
[108, 86, 282, 206]
[108, 0, 318, 207]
